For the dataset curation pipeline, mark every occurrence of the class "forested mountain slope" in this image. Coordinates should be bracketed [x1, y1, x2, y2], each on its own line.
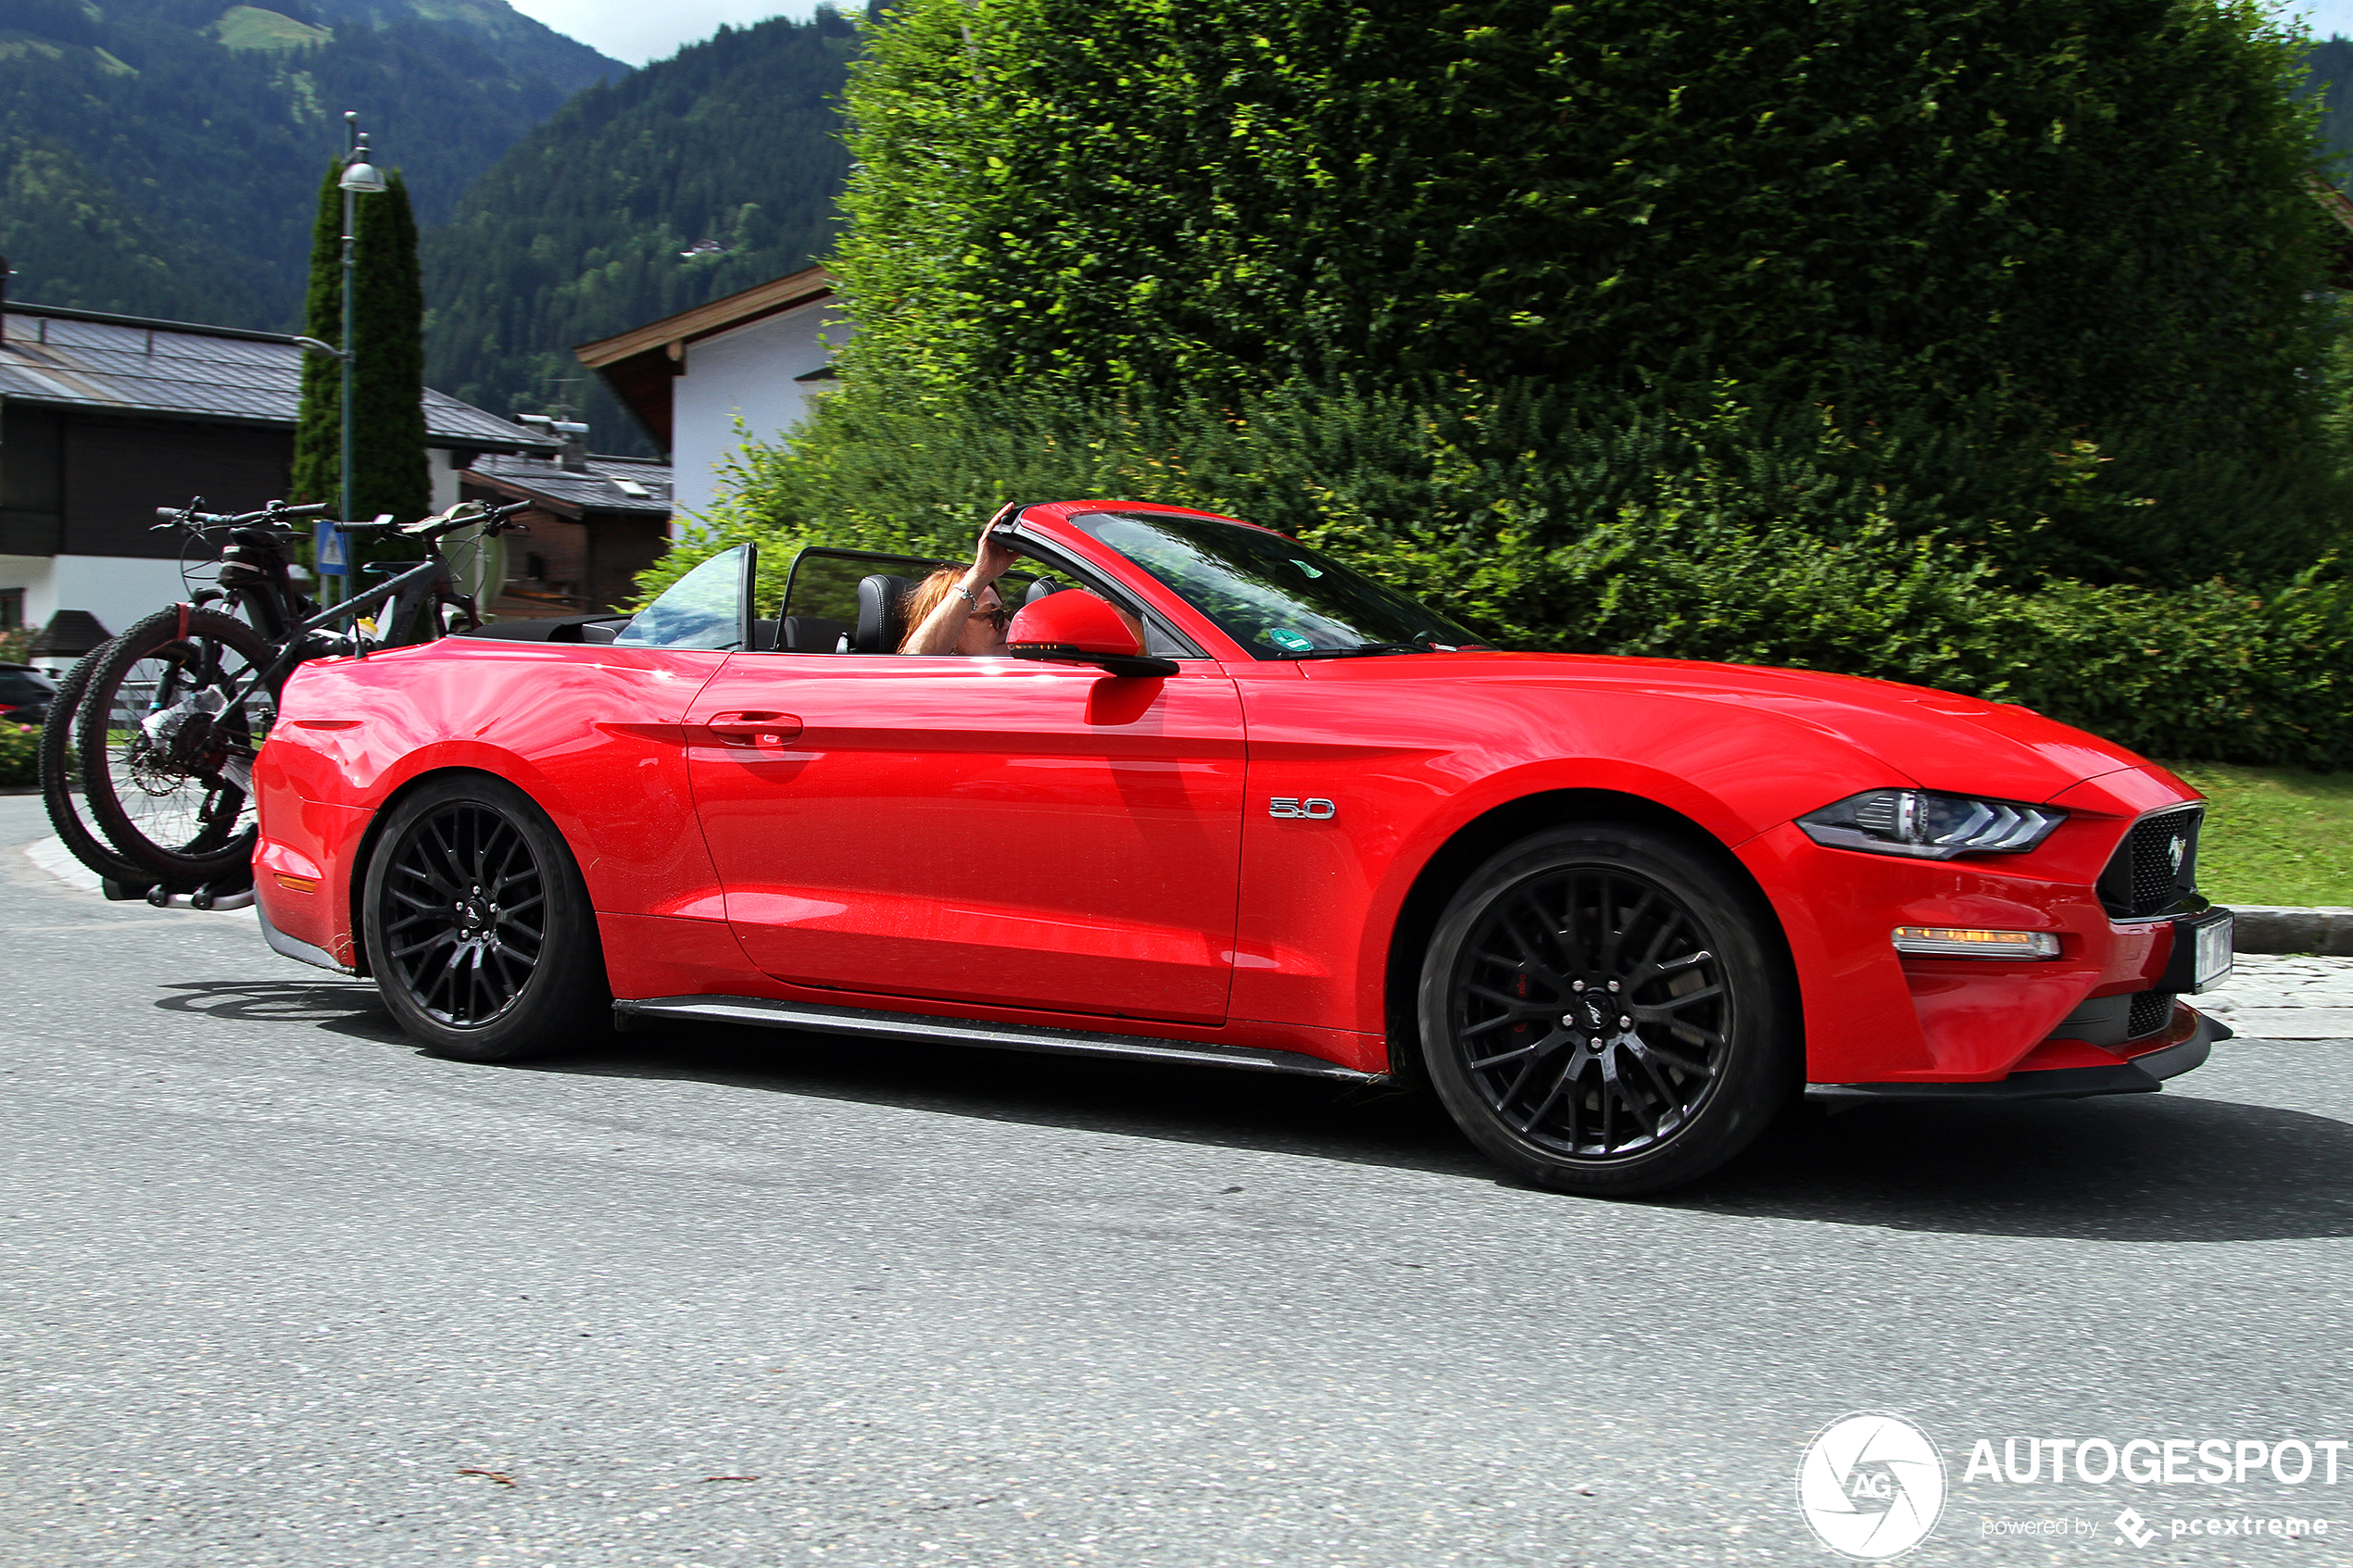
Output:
[420, 9, 859, 451]
[2309, 35, 2353, 182]
[0, 0, 620, 328]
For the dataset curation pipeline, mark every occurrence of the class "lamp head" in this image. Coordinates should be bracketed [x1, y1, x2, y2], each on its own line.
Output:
[340, 132, 386, 194]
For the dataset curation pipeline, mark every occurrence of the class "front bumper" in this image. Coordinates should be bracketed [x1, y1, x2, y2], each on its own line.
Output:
[1806, 1006, 2229, 1110]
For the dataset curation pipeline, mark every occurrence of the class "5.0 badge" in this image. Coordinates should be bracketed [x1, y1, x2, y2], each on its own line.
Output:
[1268, 797, 1337, 820]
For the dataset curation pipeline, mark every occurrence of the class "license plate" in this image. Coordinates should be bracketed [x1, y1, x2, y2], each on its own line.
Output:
[2194, 914, 2234, 991]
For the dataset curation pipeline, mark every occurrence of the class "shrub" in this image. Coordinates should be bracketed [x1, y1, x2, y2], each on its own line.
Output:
[0, 723, 37, 788]
[837, 0, 2348, 583]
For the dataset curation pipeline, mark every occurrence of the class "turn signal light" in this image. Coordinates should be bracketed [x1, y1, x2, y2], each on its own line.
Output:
[1891, 926, 2060, 959]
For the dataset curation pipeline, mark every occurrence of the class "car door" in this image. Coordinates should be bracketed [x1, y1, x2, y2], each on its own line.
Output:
[683, 653, 1247, 1024]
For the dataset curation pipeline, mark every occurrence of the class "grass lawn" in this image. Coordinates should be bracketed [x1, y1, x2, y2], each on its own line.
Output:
[2164, 761, 2353, 908]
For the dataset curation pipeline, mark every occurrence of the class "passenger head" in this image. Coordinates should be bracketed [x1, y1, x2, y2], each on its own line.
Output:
[900, 567, 1009, 656]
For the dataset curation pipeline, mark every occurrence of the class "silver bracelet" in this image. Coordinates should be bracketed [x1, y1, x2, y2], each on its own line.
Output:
[950, 584, 979, 608]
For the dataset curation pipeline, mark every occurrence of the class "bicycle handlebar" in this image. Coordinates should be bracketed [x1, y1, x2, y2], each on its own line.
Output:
[398, 499, 533, 541]
[152, 500, 329, 530]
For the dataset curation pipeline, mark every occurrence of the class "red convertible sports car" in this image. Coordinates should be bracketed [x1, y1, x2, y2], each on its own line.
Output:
[250, 501, 2233, 1195]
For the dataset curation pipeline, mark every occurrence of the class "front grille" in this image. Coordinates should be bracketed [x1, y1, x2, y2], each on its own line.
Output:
[2098, 806, 2202, 919]
[2127, 989, 2176, 1040]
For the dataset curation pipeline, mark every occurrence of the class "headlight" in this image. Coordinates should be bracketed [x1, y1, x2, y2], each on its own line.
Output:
[1797, 788, 2065, 859]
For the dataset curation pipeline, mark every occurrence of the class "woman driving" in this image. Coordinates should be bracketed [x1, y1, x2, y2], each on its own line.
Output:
[899, 529, 1019, 656]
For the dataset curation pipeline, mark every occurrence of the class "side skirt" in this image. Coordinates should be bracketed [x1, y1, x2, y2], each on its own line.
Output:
[612, 994, 1379, 1083]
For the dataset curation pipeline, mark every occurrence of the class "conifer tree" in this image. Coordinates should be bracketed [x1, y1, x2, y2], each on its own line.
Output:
[290, 161, 342, 514]
[291, 162, 431, 545]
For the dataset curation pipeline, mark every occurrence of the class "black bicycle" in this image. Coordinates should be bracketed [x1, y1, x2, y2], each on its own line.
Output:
[56, 498, 528, 902]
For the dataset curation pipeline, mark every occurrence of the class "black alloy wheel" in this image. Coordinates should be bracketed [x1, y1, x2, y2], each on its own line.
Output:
[362, 773, 610, 1062]
[1420, 822, 1796, 1197]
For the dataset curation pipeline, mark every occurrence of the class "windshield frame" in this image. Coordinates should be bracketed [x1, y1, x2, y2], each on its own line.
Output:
[1056, 509, 1486, 662]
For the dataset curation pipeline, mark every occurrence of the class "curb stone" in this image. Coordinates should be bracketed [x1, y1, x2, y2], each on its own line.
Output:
[2229, 907, 2353, 958]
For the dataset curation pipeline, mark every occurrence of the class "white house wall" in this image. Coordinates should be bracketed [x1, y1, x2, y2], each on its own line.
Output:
[671, 299, 849, 523]
[0, 553, 191, 666]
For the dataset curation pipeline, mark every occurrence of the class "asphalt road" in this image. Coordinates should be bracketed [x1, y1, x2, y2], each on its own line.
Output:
[5, 792, 2350, 1568]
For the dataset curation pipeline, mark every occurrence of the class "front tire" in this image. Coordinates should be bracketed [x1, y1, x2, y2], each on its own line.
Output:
[362, 773, 610, 1062]
[1418, 822, 1796, 1197]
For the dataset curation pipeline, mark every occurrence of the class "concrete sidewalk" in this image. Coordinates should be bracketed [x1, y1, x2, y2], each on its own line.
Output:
[2197, 953, 2353, 1040]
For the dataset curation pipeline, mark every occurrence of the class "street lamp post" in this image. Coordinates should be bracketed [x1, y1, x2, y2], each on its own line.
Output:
[330, 111, 385, 606]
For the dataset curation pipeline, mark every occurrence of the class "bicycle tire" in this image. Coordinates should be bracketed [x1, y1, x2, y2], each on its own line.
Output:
[36, 640, 160, 887]
[73, 607, 283, 885]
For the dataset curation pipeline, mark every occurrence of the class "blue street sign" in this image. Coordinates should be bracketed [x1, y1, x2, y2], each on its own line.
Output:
[316, 521, 347, 576]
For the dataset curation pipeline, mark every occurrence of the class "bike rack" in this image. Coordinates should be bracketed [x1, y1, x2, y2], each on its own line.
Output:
[100, 878, 258, 911]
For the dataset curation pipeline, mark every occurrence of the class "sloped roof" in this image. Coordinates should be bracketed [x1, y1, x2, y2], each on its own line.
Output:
[0, 303, 558, 455]
[572, 264, 836, 450]
[462, 450, 673, 518]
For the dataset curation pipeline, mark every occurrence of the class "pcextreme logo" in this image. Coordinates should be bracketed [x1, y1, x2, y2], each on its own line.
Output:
[1797, 1411, 1948, 1561]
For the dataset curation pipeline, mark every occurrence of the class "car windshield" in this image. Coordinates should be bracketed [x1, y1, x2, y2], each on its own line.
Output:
[615, 545, 752, 650]
[1066, 511, 1485, 659]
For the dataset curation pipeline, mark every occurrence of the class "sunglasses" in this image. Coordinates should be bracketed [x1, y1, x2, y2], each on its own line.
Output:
[970, 606, 1011, 630]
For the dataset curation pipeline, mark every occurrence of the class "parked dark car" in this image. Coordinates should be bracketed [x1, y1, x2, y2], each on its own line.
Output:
[0, 663, 56, 726]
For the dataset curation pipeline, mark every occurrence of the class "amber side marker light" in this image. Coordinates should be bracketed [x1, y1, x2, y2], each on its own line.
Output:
[274, 873, 319, 894]
[1892, 926, 2060, 959]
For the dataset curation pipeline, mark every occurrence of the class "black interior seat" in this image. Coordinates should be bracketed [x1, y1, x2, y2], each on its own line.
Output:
[1024, 575, 1063, 605]
[853, 573, 917, 652]
[780, 614, 852, 652]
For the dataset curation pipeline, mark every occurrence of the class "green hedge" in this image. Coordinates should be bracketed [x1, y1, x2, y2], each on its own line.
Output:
[650, 377, 2353, 767]
[837, 0, 2347, 583]
[0, 723, 36, 788]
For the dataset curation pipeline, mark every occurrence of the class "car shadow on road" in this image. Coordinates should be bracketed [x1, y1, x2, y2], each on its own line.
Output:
[154, 978, 2353, 1243]
[153, 978, 413, 1045]
[1668, 1089, 2353, 1243]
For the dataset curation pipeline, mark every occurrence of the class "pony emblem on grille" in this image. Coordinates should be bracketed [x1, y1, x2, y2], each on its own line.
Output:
[2169, 834, 2186, 873]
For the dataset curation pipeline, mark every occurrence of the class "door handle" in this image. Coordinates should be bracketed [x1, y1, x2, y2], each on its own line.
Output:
[704, 710, 802, 746]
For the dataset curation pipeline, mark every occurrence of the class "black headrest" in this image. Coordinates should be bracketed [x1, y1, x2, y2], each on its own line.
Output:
[1024, 575, 1063, 606]
[854, 573, 917, 653]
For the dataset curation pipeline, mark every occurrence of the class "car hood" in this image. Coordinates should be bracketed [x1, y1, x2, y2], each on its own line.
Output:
[1302, 650, 2158, 804]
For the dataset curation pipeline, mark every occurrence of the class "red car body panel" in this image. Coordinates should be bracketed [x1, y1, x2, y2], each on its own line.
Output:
[251, 501, 2206, 1087]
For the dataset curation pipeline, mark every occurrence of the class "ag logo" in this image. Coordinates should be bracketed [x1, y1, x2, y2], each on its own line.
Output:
[1795, 1412, 1945, 1560]
[1268, 797, 1337, 820]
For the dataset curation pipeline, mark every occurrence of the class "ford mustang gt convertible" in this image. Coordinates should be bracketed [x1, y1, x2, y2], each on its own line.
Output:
[249, 501, 2234, 1196]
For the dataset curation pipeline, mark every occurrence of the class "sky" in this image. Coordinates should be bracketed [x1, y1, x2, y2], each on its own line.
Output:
[504, 0, 825, 66]
[2287, 0, 2353, 38]
[517, 0, 2353, 73]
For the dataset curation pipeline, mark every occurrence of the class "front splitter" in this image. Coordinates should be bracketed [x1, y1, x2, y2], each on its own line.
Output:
[1804, 1010, 2230, 1110]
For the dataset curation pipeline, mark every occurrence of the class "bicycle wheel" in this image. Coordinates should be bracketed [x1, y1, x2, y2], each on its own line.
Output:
[37, 640, 162, 887]
[73, 608, 283, 884]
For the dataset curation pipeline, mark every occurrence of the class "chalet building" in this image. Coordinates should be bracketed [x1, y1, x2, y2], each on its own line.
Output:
[573, 263, 846, 521]
[459, 429, 673, 616]
[0, 298, 555, 643]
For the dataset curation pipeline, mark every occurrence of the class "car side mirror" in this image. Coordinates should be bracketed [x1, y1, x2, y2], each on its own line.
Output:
[1006, 590, 1176, 677]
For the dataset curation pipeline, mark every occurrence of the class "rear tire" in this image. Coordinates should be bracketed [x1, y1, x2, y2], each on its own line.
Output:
[38, 641, 159, 887]
[361, 773, 610, 1063]
[1418, 822, 1796, 1197]
[73, 608, 279, 885]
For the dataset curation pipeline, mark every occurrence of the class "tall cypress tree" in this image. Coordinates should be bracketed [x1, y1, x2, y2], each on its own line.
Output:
[290, 160, 342, 514]
[352, 169, 430, 528]
[289, 161, 430, 539]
